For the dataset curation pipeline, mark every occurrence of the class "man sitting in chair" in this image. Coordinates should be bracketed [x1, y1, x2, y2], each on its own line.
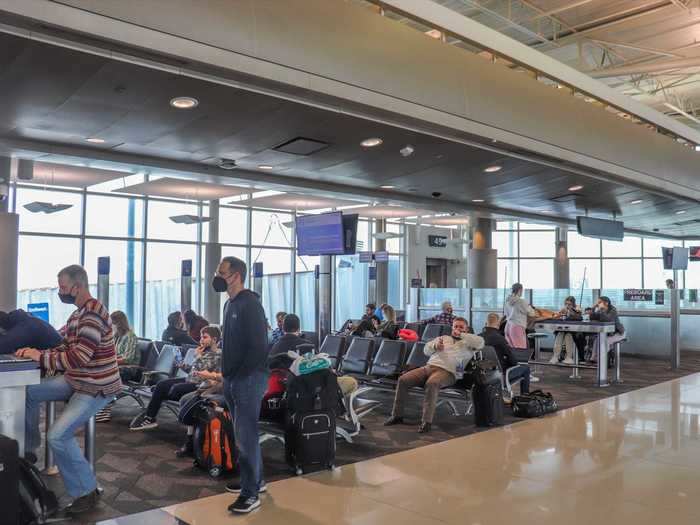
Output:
[480, 313, 530, 402]
[385, 317, 484, 433]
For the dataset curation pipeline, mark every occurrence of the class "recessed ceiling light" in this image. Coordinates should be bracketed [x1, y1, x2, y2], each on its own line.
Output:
[472, 199, 485, 203]
[630, 199, 643, 205]
[361, 137, 383, 148]
[676, 210, 687, 215]
[258, 165, 274, 170]
[484, 165, 502, 173]
[86, 137, 105, 144]
[380, 185, 395, 189]
[695, 145, 700, 152]
[568, 185, 584, 192]
[170, 96, 199, 109]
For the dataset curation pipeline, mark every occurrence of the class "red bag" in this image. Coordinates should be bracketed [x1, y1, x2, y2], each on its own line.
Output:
[398, 328, 419, 342]
[260, 368, 290, 422]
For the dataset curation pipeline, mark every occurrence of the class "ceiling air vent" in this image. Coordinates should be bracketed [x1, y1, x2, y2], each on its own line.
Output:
[273, 137, 329, 156]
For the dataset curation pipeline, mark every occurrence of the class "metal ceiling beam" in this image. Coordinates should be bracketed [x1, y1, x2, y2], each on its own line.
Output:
[590, 56, 700, 78]
[589, 38, 684, 59]
[529, 0, 595, 20]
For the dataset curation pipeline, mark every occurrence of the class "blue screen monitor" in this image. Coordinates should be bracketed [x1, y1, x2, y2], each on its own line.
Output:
[296, 212, 346, 256]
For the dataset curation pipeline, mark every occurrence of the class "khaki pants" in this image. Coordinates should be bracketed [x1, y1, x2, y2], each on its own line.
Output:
[392, 366, 455, 424]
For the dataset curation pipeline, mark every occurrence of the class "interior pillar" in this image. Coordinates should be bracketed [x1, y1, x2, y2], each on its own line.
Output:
[468, 218, 497, 288]
[318, 255, 332, 346]
[203, 200, 222, 324]
[0, 212, 19, 312]
[554, 227, 570, 289]
[374, 219, 388, 305]
[0, 157, 9, 213]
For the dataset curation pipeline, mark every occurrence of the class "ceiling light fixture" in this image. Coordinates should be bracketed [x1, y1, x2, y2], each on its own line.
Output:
[484, 165, 502, 173]
[676, 210, 687, 215]
[169, 214, 212, 224]
[400, 145, 415, 157]
[23, 202, 73, 214]
[630, 199, 643, 205]
[258, 165, 274, 170]
[361, 137, 383, 148]
[695, 145, 700, 152]
[218, 159, 237, 170]
[85, 137, 105, 144]
[472, 199, 485, 203]
[170, 96, 199, 109]
[568, 185, 584, 192]
[380, 185, 395, 189]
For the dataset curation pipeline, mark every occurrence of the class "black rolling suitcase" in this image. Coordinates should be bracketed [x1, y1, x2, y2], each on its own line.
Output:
[0, 434, 20, 525]
[284, 369, 338, 475]
[471, 360, 504, 427]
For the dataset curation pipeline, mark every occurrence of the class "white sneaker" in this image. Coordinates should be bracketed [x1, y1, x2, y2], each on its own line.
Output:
[549, 355, 559, 365]
[563, 358, 575, 365]
[530, 375, 540, 383]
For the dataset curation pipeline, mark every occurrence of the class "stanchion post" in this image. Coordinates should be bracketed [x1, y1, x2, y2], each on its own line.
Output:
[670, 274, 680, 370]
[44, 401, 58, 475]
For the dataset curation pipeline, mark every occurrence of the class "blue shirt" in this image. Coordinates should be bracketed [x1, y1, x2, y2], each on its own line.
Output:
[0, 309, 63, 355]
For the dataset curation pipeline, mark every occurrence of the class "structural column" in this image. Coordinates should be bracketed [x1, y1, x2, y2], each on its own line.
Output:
[374, 219, 388, 305]
[317, 255, 332, 346]
[468, 218, 497, 288]
[203, 200, 222, 324]
[0, 157, 9, 213]
[0, 157, 17, 312]
[554, 227, 570, 289]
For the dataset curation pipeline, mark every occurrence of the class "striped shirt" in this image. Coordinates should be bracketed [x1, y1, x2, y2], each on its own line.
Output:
[424, 312, 456, 326]
[41, 298, 122, 397]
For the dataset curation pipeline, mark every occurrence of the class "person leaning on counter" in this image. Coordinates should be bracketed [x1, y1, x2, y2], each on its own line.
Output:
[0, 308, 62, 354]
[15, 264, 121, 516]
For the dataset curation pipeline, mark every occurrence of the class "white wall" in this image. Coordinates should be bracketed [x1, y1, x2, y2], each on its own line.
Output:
[406, 224, 466, 291]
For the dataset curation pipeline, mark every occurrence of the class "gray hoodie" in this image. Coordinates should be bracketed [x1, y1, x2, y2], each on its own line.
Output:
[504, 294, 536, 328]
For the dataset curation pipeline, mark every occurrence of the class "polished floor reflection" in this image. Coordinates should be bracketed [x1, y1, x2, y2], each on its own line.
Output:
[104, 374, 700, 524]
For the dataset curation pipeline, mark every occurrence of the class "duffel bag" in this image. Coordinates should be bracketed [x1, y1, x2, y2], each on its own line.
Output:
[511, 390, 557, 418]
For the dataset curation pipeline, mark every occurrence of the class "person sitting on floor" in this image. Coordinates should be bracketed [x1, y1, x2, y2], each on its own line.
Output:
[130, 325, 222, 431]
[422, 300, 456, 326]
[589, 296, 625, 363]
[162, 311, 197, 346]
[0, 308, 62, 355]
[481, 313, 530, 401]
[385, 317, 484, 433]
[550, 296, 583, 365]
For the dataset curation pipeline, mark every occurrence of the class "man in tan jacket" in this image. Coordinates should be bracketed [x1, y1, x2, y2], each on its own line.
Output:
[385, 317, 484, 433]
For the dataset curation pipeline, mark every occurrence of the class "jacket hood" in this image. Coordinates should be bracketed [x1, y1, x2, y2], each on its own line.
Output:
[9, 309, 30, 324]
[506, 295, 521, 306]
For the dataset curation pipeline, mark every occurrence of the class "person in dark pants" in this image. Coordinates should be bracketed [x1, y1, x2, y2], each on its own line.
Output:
[480, 313, 530, 400]
[213, 256, 269, 514]
[0, 309, 62, 354]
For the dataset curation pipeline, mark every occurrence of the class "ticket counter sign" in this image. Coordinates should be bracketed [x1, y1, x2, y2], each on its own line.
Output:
[624, 289, 652, 301]
[27, 302, 50, 323]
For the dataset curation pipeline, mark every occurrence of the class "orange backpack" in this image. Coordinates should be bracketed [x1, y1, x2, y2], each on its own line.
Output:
[194, 403, 237, 478]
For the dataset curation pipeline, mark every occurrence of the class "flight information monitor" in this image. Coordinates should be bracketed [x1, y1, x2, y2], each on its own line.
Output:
[296, 212, 346, 256]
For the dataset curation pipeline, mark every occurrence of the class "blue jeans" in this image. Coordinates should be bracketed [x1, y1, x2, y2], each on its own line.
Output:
[223, 371, 268, 499]
[25, 376, 112, 498]
[508, 365, 531, 394]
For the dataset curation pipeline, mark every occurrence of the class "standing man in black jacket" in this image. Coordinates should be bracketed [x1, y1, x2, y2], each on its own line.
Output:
[480, 313, 530, 398]
[212, 256, 269, 514]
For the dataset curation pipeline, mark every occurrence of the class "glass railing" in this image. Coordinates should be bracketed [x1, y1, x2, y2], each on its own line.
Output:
[419, 288, 466, 308]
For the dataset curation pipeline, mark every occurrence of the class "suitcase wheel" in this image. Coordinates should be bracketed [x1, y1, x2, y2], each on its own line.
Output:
[209, 466, 223, 478]
[295, 467, 303, 476]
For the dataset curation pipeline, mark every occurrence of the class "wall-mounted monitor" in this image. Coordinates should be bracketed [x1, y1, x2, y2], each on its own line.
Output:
[296, 212, 346, 256]
[576, 216, 624, 241]
[341, 213, 359, 255]
[662, 247, 689, 270]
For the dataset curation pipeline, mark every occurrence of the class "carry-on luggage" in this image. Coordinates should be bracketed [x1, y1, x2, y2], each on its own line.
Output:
[284, 369, 338, 475]
[193, 401, 237, 478]
[18, 456, 59, 524]
[512, 390, 558, 418]
[471, 360, 504, 427]
[0, 435, 20, 525]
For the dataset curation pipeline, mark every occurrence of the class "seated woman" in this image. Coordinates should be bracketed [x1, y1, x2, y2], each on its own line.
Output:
[376, 304, 399, 339]
[589, 296, 625, 363]
[550, 296, 582, 365]
[130, 325, 222, 431]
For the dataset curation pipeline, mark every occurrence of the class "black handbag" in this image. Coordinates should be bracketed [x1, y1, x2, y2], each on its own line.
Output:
[511, 390, 557, 418]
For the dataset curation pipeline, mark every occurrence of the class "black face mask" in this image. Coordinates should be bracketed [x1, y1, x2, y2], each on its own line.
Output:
[58, 292, 76, 305]
[212, 276, 228, 293]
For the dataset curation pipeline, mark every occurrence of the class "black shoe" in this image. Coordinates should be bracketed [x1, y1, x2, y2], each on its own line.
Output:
[418, 422, 432, 434]
[66, 490, 99, 515]
[228, 495, 261, 514]
[384, 416, 404, 426]
[225, 481, 267, 494]
[130, 413, 158, 431]
[24, 452, 38, 465]
[175, 438, 194, 458]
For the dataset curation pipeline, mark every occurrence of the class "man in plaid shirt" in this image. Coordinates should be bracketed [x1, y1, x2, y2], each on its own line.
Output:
[423, 300, 456, 326]
[17, 265, 121, 515]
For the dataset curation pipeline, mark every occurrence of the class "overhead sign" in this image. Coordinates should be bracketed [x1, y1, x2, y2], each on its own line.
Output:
[428, 235, 447, 248]
[253, 262, 264, 278]
[374, 251, 389, 263]
[27, 302, 50, 323]
[654, 290, 665, 305]
[359, 251, 373, 263]
[624, 289, 652, 302]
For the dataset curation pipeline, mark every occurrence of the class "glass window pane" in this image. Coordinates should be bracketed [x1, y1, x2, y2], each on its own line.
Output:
[219, 206, 248, 245]
[519, 259, 553, 289]
[255, 249, 292, 322]
[335, 254, 368, 329]
[643, 259, 675, 289]
[602, 236, 641, 258]
[384, 222, 403, 254]
[16, 187, 83, 235]
[570, 259, 600, 289]
[17, 235, 82, 328]
[388, 255, 402, 308]
[497, 259, 518, 289]
[602, 259, 642, 288]
[145, 242, 198, 340]
[147, 200, 200, 242]
[519, 222, 554, 230]
[251, 211, 293, 248]
[643, 237, 682, 259]
[89, 173, 144, 193]
[519, 231, 555, 257]
[496, 221, 517, 230]
[295, 271, 315, 330]
[84, 239, 144, 336]
[492, 231, 518, 258]
[567, 230, 600, 258]
[356, 220, 371, 252]
[296, 255, 319, 274]
[86, 195, 143, 238]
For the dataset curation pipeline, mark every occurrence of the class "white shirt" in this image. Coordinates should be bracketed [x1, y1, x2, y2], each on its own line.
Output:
[424, 333, 485, 378]
[504, 295, 536, 328]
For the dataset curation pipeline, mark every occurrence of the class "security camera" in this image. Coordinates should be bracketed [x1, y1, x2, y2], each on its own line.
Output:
[431, 191, 442, 198]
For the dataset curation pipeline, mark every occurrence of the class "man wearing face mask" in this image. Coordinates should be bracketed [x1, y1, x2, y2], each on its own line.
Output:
[16, 265, 121, 515]
[211, 256, 269, 514]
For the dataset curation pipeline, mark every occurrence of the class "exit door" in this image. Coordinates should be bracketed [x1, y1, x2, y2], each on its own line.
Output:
[426, 258, 447, 288]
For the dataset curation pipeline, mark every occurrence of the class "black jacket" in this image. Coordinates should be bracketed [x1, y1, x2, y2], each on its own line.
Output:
[480, 326, 518, 370]
[161, 326, 196, 347]
[222, 289, 269, 379]
[267, 333, 309, 370]
[0, 309, 63, 355]
[590, 306, 625, 335]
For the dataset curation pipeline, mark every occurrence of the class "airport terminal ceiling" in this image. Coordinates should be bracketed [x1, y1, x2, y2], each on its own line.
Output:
[0, 31, 698, 237]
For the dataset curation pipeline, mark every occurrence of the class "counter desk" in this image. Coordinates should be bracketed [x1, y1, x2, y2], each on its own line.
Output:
[0, 356, 40, 456]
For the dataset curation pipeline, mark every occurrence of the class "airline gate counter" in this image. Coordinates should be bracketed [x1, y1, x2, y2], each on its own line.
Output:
[0, 355, 40, 456]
